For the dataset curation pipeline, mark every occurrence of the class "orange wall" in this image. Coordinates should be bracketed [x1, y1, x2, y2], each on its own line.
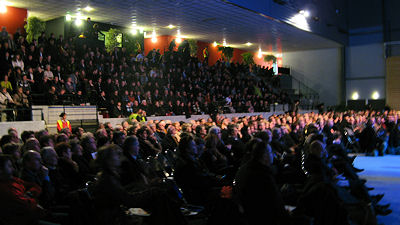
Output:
[144, 35, 180, 56]
[144, 35, 281, 67]
[0, 6, 27, 36]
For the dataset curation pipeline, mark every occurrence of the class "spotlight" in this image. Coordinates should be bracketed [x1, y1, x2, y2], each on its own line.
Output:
[213, 41, 217, 47]
[351, 92, 359, 100]
[83, 6, 93, 12]
[371, 91, 380, 100]
[0, 1, 7, 13]
[222, 39, 227, 46]
[151, 30, 157, 43]
[66, 14, 72, 21]
[176, 30, 182, 43]
[167, 24, 175, 29]
[299, 10, 310, 18]
[245, 42, 252, 46]
[258, 48, 262, 58]
[131, 29, 137, 35]
[75, 19, 82, 26]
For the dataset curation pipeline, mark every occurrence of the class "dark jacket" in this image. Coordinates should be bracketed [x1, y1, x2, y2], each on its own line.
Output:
[234, 159, 287, 225]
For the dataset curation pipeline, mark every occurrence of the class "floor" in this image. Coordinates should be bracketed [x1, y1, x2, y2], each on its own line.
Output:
[354, 155, 400, 225]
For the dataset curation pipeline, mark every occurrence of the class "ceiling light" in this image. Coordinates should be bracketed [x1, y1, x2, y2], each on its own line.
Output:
[0, 1, 7, 13]
[176, 30, 182, 43]
[151, 30, 157, 43]
[371, 91, 380, 100]
[75, 19, 83, 26]
[83, 6, 93, 12]
[167, 24, 175, 29]
[299, 10, 310, 18]
[245, 42, 252, 46]
[66, 14, 72, 21]
[351, 92, 359, 100]
[288, 13, 310, 31]
[213, 41, 217, 47]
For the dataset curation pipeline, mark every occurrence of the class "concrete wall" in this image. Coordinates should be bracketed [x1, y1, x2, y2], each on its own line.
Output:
[345, 34, 385, 103]
[45, 17, 65, 38]
[100, 110, 316, 129]
[0, 121, 46, 137]
[282, 48, 342, 106]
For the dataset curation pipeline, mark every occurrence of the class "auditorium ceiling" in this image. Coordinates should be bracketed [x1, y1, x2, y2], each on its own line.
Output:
[9, 0, 342, 53]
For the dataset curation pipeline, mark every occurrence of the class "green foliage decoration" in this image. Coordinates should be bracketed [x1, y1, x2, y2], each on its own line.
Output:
[241, 52, 255, 65]
[24, 17, 46, 43]
[218, 46, 234, 62]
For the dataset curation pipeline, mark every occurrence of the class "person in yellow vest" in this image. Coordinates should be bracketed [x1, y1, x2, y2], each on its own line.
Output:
[203, 46, 209, 65]
[57, 112, 72, 132]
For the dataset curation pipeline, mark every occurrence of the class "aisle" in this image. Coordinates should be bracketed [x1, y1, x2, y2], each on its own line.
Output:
[354, 155, 400, 225]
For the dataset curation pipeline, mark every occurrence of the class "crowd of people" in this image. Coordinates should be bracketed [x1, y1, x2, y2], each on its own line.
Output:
[0, 26, 290, 121]
[0, 109, 397, 225]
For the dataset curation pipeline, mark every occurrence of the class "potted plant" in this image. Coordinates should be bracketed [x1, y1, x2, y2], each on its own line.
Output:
[187, 39, 198, 57]
[264, 54, 277, 64]
[105, 28, 122, 53]
[241, 52, 255, 65]
[24, 17, 46, 43]
[218, 46, 234, 62]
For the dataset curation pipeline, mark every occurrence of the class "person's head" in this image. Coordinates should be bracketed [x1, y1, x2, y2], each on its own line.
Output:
[195, 125, 207, 136]
[41, 147, 58, 168]
[81, 132, 96, 153]
[96, 144, 122, 170]
[181, 123, 192, 133]
[0, 155, 14, 180]
[178, 134, 197, 159]
[60, 112, 67, 120]
[56, 133, 69, 143]
[254, 130, 272, 144]
[167, 125, 177, 135]
[39, 135, 54, 148]
[69, 139, 83, 156]
[227, 124, 239, 137]
[23, 137, 40, 153]
[272, 127, 281, 140]
[22, 150, 42, 172]
[72, 127, 84, 139]
[252, 141, 273, 166]
[208, 126, 221, 138]
[112, 131, 126, 146]
[3, 143, 21, 160]
[136, 127, 148, 140]
[55, 142, 72, 159]
[309, 140, 327, 159]
[122, 136, 139, 156]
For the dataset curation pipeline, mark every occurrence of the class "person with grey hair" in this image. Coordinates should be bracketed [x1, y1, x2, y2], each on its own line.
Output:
[208, 125, 221, 137]
[81, 132, 97, 162]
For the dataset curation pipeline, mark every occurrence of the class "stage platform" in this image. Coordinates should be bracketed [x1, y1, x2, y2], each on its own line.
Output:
[355, 155, 400, 224]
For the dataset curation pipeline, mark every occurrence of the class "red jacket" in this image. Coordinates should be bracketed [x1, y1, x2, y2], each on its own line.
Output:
[0, 177, 45, 225]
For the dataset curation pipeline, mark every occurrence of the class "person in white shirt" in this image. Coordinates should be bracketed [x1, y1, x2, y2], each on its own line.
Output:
[43, 64, 54, 80]
[11, 54, 24, 71]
